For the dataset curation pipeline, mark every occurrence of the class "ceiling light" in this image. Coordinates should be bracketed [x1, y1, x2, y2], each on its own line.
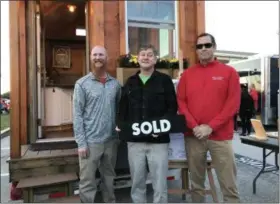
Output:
[67, 5, 76, 13]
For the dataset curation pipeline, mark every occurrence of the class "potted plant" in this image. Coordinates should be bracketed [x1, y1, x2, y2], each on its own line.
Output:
[117, 54, 188, 85]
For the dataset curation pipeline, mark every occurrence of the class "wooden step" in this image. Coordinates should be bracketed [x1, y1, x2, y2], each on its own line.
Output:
[17, 173, 78, 189]
[17, 173, 78, 203]
[43, 195, 80, 203]
[30, 138, 77, 151]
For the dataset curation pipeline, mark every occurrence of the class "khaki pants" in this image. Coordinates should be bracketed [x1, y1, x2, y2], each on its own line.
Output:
[185, 136, 240, 203]
[79, 139, 119, 203]
[127, 142, 169, 203]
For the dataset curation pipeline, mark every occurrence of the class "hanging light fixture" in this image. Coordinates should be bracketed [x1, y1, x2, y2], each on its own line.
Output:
[67, 5, 77, 13]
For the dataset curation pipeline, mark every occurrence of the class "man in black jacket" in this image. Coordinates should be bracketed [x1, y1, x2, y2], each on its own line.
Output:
[239, 84, 255, 136]
[116, 44, 178, 203]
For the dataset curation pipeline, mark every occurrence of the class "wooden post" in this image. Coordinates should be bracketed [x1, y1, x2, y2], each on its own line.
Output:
[19, 1, 28, 145]
[178, 1, 205, 66]
[9, 1, 21, 158]
[88, 1, 105, 48]
[27, 0, 38, 144]
[195, 1, 205, 36]
[119, 1, 126, 55]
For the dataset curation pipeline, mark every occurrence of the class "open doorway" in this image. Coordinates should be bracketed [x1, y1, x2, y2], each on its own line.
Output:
[36, 1, 88, 140]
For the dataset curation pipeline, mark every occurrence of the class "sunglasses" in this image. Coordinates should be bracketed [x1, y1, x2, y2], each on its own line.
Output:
[196, 43, 213, 50]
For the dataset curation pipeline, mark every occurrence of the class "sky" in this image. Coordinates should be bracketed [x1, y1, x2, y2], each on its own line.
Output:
[1, 1, 279, 94]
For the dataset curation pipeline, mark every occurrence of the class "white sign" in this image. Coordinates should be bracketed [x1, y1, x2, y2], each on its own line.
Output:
[168, 133, 212, 161]
[168, 133, 187, 160]
[132, 119, 171, 136]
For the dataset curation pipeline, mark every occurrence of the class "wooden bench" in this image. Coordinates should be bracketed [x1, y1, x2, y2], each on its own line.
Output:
[168, 159, 219, 203]
[17, 173, 78, 203]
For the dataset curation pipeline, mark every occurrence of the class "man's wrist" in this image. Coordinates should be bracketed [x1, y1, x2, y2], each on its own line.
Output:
[78, 143, 88, 149]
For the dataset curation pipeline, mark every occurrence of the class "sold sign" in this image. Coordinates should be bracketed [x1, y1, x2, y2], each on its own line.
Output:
[132, 119, 171, 136]
[118, 115, 187, 141]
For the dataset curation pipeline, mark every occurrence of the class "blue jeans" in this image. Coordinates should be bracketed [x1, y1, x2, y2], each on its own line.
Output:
[127, 142, 169, 203]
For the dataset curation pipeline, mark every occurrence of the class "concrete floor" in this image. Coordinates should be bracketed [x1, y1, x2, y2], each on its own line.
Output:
[1, 134, 279, 203]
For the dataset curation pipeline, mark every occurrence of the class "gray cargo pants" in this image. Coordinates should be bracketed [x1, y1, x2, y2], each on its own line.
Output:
[79, 139, 119, 203]
[127, 142, 169, 203]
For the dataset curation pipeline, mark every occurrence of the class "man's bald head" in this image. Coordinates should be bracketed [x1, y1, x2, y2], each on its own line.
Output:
[90, 45, 108, 74]
[91, 46, 107, 58]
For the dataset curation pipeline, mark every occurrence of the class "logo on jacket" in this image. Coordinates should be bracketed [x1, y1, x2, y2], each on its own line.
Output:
[212, 76, 224, 80]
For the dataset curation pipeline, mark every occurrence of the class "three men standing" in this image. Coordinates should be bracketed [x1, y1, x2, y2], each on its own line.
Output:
[73, 33, 240, 203]
[73, 46, 121, 203]
[177, 33, 241, 203]
[116, 45, 178, 203]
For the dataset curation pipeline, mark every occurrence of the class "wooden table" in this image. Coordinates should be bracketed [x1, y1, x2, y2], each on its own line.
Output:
[240, 136, 279, 194]
[168, 159, 219, 203]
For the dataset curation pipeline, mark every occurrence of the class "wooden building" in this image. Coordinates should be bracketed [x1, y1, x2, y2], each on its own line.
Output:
[8, 0, 205, 199]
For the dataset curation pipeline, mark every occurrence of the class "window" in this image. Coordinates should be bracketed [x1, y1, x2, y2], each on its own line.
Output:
[76, 28, 86, 36]
[126, 1, 177, 58]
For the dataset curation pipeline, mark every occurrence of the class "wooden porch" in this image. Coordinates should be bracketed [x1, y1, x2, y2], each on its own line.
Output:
[7, 143, 79, 181]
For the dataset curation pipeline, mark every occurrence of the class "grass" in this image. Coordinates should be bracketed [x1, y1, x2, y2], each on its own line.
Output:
[0, 114, 10, 131]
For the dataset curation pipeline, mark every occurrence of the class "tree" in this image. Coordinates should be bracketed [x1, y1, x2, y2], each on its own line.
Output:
[1, 92, 10, 99]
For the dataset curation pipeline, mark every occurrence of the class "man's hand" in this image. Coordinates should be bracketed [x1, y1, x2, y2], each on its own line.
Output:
[78, 147, 88, 159]
[115, 126, 121, 132]
[193, 126, 202, 138]
[193, 125, 213, 140]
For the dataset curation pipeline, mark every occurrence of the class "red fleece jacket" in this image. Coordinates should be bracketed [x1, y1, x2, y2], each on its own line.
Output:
[177, 60, 241, 140]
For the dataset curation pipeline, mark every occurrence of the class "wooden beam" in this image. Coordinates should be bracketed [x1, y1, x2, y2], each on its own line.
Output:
[9, 1, 21, 158]
[27, 1, 38, 144]
[178, 1, 205, 66]
[195, 1, 205, 36]
[19, 1, 28, 145]
[119, 1, 126, 55]
[104, 1, 120, 77]
[88, 1, 105, 48]
[178, 1, 187, 62]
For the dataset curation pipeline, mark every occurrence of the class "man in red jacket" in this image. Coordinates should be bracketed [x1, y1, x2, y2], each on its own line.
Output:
[177, 33, 241, 203]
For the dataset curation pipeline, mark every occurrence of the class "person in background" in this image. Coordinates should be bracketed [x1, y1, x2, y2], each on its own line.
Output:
[73, 46, 121, 203]
[249, 83, 258, 113]
[239, 84, 255, 136]
[116, 44, 178, 203]
[177, 33, 241, 203]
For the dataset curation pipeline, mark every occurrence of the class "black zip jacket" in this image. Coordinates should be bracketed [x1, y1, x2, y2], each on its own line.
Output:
[117, 70, 178, 143]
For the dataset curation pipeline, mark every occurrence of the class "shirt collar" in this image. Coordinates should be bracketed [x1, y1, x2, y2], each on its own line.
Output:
[89, 72, 113, 81]
[198, 60, 219, 68]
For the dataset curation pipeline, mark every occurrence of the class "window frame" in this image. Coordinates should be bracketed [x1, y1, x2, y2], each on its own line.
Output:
[124, 0, 179, 58]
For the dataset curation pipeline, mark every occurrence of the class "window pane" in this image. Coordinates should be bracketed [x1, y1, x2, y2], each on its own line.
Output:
[142, 1, 158, 19]
[127, 1, 175, 23]
[128, 26, 175, 58]
[157, 2, 174, 21]
[127, 1, 142, 18]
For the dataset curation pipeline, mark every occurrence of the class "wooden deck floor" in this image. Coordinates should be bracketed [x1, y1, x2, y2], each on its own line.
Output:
[8, 144, 79, 181]
[20, 144, 78, 161]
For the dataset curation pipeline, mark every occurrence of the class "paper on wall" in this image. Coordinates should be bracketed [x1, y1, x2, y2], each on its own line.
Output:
[168, 133, 212, 161]
[168, 133, 187, 160]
